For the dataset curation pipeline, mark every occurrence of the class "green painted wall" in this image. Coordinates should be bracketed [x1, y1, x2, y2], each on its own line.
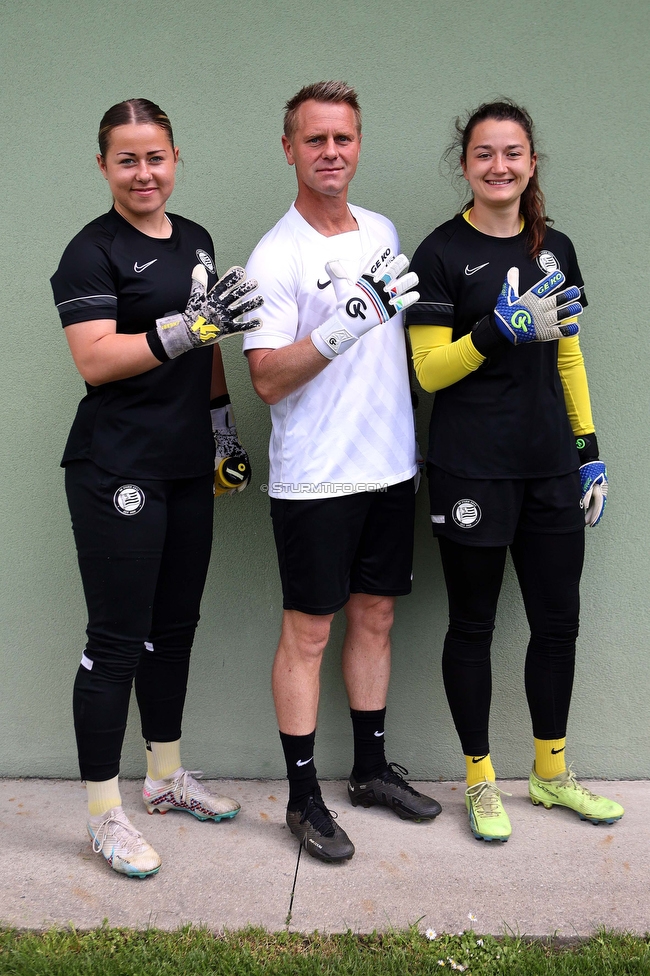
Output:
[1, 0, 648, 781]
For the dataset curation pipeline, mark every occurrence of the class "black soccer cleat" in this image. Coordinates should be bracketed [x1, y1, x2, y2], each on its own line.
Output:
[348, 762, 442, 821]
[286, 795, 355, 863]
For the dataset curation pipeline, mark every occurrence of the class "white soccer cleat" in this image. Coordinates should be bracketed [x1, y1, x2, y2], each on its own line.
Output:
[87, 806, 161, 878]
[143, 768, 241, 821]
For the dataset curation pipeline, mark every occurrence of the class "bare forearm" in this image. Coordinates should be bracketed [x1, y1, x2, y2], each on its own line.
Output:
[246, 336, 329, 405]
[65, 322, 161, 386]
[210, 345, 228, 399]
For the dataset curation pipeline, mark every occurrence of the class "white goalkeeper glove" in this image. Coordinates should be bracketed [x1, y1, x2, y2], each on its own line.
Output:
[310, 246, 419, 359]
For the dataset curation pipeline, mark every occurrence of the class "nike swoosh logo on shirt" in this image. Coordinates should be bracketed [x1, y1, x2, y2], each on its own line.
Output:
[296, 757, 313, 766]
[134, 260, 158, 273]
[464, 263, 489, 276]
[317, 279, 332, 289]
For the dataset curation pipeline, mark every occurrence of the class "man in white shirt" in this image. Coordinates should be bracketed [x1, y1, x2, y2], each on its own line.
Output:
[245, 81, 441, 863]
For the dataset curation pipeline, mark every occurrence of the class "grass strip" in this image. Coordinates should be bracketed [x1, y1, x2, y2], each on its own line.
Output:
[0, 926, 649, 975]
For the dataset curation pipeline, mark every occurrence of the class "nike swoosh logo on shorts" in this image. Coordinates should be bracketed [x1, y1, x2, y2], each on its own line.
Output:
[134, 259, 158, 273]
[317, 279, 332, 289]
[296, 757, 313, 766]
[374, 731, 384, 737]
[464, 263, 489, 276]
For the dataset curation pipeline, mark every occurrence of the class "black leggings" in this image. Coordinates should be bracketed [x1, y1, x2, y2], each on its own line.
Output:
[65, 461, 214, 781]
[438, 530, 585, 756]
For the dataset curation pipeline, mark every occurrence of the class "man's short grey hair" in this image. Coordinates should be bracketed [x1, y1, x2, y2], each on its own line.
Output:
[283, 81, 362, 139]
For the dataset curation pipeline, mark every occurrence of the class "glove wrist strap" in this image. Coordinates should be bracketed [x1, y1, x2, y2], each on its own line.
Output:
[155, 314, 193, 359]
[146, 329, 170, 363]
[576, 432, 599, 466]
[210, 394, 231, 410]
[471, 314, 508, 356]
[311, 313, 357, 359]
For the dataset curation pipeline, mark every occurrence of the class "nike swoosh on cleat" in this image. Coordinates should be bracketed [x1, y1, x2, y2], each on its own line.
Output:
[464, 263, 489, 276]
[551, 747, 566, 754]
[373, 731, 384, 737]
[472, 755, 489, 763]
[134, 260, 158, 273]
[317, 279, 332, 289]
[296, 757, 313, 766]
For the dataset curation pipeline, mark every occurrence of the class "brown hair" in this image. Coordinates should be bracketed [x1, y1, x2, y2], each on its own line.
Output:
[445, 99, 551, 257]
[283, 81, 361, 139]
[98, 98, 174, 157]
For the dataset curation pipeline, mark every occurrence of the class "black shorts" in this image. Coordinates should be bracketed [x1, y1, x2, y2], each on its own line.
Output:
[427, 464, 584, 546]
[270, 479, 416, 615]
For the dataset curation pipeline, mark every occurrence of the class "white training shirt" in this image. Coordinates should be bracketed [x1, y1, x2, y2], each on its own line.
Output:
[243, 203, 416, 499]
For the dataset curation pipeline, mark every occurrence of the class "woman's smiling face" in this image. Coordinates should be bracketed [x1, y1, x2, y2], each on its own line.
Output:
[461, 118, 537, 212]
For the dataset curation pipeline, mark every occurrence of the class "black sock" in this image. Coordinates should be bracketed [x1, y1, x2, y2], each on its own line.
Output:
[350, 707, 387, 780]
[279, 730, 319, 810]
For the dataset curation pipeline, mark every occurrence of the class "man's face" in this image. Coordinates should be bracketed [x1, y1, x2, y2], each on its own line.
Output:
[282, 100, 361, 198]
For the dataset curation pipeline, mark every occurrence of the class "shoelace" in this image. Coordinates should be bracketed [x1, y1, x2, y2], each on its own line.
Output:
[301, 796, 337, 837]
[562, 767, 599, 800]
[381, 762, 418, 795]
[466, 781, 512, 818]
[91, 810, 144, 854]
[169, 769, 205, 803]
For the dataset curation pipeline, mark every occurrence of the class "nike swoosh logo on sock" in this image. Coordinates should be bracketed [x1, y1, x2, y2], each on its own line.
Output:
[472, 755, 489, 763]
[296, 757, 313, 766]
[551, 747, 566, 754]
[374, 731, 384, 737]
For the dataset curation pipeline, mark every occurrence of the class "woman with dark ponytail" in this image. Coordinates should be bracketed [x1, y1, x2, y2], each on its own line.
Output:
[51, 99, 262, 877]
[407, 100, 619, 842]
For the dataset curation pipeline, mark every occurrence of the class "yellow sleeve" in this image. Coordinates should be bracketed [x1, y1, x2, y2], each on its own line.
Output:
[409, 324, 486, 393]
[557, 332, 595, 435]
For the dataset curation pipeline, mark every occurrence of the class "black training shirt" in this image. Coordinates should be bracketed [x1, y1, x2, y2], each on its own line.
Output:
[407, 215, 587, 479]
[51, 208, 217, 479]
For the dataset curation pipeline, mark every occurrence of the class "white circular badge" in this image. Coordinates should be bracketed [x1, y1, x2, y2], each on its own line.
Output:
[113, 485, 145, 516]
[452, 498, 481, 529]
[196, 249, 216, 274]
[537, 250, 559, 273]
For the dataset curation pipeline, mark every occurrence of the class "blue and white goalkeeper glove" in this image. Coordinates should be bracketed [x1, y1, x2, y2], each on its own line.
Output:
[576, 433, 607, 526]
[493, 267, 583, 344]
[311, 246, 419, 359]
[579, 461, 608, 526]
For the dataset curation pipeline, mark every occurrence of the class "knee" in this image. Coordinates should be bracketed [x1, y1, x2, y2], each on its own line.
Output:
[346, 594, 395, 638]
[81, 641, 142, 684]
[279, 610, 332, 666]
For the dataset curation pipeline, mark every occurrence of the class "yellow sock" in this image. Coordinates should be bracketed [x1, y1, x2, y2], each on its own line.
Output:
[534, 737, 567, 779]
[146, 739, 182, 781]
[86, 776, 121, 817]
[465, 753, 496, 787]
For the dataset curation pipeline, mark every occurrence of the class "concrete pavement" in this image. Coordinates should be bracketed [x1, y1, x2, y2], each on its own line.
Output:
[1, 778, 648, 937]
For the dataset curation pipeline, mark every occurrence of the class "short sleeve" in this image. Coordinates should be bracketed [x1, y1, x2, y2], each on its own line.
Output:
[51, 232, 118, 327]
[406, 232, 455, 329]
[242, 239, 300, 351]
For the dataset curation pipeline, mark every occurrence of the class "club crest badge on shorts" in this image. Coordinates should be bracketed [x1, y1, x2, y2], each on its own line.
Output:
[113, 484, 145, 516]
[452, 498, 481, 529]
